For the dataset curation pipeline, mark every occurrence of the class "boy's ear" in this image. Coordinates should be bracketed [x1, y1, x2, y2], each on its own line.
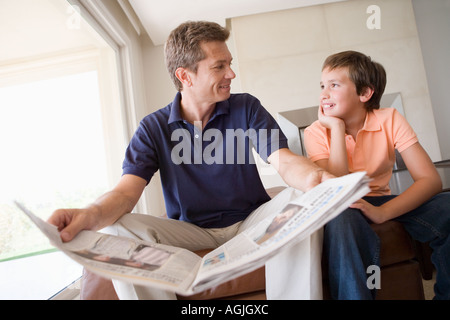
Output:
[359, 87, 374, 103]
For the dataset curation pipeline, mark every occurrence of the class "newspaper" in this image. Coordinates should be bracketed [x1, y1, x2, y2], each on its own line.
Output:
[16, 171, 370, 296]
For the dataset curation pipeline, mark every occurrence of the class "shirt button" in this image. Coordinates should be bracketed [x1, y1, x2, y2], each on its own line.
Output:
[195, 134, 199, 139]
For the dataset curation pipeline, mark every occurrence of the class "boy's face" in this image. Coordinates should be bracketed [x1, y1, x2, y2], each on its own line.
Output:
[320, 67, 366, 119]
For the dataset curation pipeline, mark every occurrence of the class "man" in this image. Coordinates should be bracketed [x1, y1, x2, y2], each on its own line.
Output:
[48, 21, 331, 299]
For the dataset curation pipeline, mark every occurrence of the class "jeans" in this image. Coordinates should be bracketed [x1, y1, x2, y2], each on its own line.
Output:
[324, 192, 450, 300]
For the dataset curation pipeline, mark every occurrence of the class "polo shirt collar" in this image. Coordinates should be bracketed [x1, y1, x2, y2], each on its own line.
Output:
[361, 110, 381, 132]
[211, 99, 230, 120]
[168, 92, 183, 124]
[167, 92, 230, 124]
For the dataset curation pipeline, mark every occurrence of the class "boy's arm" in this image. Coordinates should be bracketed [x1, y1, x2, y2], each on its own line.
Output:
[315, 106, 349, 176]
[351, 142, 442, 223]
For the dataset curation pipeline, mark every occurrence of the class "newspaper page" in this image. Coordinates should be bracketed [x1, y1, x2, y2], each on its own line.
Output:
[188, 171, 371, 293]
[15, 202, 202, 294]
[16, 171, 370, 296]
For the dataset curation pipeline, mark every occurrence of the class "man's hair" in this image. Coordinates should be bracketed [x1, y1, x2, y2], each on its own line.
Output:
[322, 50, 387, 111]
[165, 21, 230, 91]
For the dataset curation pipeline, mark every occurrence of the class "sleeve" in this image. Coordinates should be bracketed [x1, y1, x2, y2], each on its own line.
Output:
[392, 109, 418, 153]
[303, 121, 330, 162]
[246, 95, 289, 162]
[122, 120, 159, 184]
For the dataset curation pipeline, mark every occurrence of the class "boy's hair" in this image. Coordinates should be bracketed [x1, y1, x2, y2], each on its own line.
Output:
[165, 21, 230, 91]
[322, 51, 387, 111]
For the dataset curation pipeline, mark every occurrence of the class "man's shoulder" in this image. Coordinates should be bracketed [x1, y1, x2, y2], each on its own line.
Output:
[141, 104, 172, 124]
[228, 92, 259, 104]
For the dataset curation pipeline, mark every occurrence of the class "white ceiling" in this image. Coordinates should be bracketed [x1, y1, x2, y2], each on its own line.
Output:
[128, 0, 346, 46]
[0, 0, 346, 64]
[0, 0, 103, 64]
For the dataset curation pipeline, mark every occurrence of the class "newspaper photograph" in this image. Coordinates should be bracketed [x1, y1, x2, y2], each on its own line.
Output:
[188, 171, 371, 292]
[16, 171, 370, 296]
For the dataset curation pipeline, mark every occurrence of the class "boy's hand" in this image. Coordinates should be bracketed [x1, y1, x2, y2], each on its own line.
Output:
[318, 105, 345, 130]
[350, 199, 388, 224]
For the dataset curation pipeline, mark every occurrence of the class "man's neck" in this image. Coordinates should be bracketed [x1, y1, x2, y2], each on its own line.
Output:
[179, 93, 216, 129]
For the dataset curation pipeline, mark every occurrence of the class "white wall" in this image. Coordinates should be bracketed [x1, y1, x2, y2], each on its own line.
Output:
[139, 0, 444, 201]
[78, 0, 167, 216]
[139, 36, 175, 216]
[230, 0, 441, 166]
[412, 0, 450, 160]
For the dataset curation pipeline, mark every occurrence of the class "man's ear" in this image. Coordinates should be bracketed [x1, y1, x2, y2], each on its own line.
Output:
[360, 86, 374, 103]
[175, 67, 192, 89]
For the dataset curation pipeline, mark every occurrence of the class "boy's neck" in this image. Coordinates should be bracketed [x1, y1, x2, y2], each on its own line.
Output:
[344, 110, 368, 140]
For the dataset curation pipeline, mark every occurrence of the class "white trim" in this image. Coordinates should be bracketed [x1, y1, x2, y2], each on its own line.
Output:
[68, 0, 134, 140]
[118, 0, 142, 36]
[67, 0, 149, 214]
[0, 49, 99, 88]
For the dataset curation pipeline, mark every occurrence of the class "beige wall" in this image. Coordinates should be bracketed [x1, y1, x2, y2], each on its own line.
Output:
[139, 36, 175, 215]
[230, 0, 441, 164]
[140, 0, 443, 198]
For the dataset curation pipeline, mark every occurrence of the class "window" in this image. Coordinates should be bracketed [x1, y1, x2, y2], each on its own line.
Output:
[0, 0, 126, 299]
[0, 70, 108, 262]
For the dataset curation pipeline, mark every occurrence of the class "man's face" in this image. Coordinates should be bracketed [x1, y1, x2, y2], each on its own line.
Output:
[188, 41, 236, 105]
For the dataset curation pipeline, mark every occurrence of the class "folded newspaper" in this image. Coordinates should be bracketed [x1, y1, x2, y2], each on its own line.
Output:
[16, 172, 370, 296]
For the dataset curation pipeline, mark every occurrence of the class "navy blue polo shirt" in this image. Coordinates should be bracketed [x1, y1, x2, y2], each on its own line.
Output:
[122, 92, 288, 228]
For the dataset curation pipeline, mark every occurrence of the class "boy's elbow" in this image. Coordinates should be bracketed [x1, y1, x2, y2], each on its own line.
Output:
[435, 176, 443, 193]
[430, 172, 443, 195]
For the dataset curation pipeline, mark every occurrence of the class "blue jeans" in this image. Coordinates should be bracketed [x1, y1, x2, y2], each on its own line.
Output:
[324, 192, 450, 300]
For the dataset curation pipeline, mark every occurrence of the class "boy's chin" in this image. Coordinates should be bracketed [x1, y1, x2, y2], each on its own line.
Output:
[322, 108, 336, 116]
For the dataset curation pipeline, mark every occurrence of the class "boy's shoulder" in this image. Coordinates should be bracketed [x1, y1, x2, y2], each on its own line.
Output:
[373, 107, 397, 116]
[305, 119, 324, 131]
[371, 107, 403, 124]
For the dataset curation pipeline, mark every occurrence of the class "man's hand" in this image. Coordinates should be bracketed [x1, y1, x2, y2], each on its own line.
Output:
[47, 174, 147, 242]
[47, 206, 100, 242]
[303, 167, 335, 191]
[268, 148, 335, 191]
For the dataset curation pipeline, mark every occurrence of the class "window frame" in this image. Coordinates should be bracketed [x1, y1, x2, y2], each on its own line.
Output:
[68, 0, 150, 213]
[0, 0, 150, 298]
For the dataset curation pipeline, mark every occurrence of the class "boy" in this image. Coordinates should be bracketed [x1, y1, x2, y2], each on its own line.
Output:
[304, 50, 450, 299]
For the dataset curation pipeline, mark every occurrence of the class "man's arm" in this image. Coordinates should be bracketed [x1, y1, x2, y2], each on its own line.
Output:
[268, 148, 334, 191]
[47, 174, 147, 242]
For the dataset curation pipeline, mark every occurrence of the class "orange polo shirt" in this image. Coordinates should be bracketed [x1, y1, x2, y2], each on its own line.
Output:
[304, 108, 418, 196]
